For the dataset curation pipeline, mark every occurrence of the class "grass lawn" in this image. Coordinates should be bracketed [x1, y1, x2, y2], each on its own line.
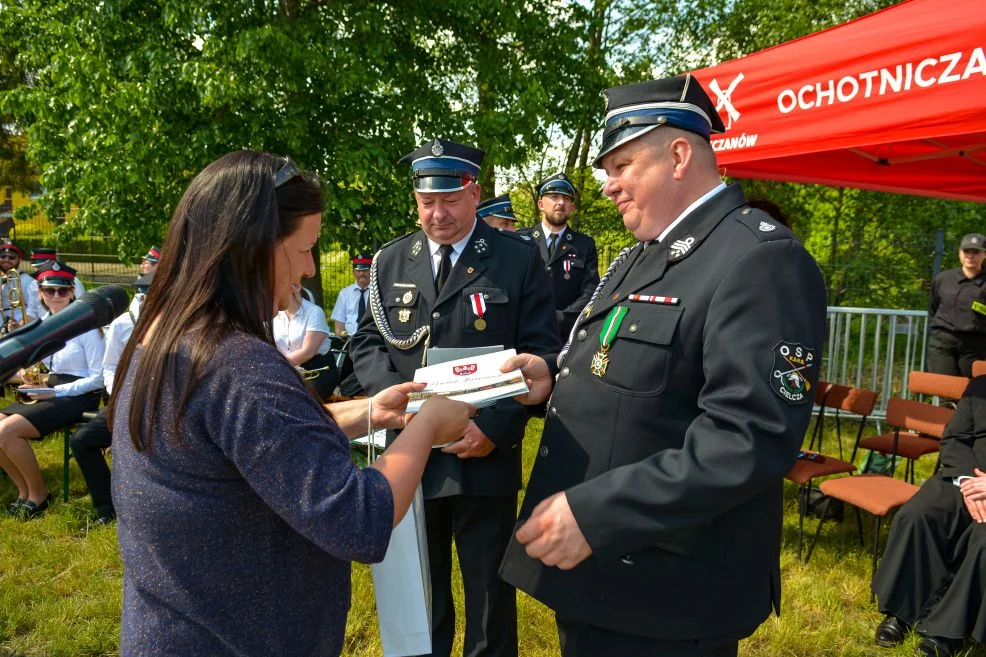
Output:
[1, 411, 985, 657]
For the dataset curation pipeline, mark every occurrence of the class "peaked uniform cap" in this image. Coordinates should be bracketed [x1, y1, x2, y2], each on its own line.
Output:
[144, 245, 161, 262]
[35, 260, 77, 287]
[537, 173, 576, 199]
[961, 233, 986, 251]
[399, 138, 485, 193]
[476, 194, 517, 221]
[0, 240, 23, 257]
[30, 247, 58, 262]
[592, 74, 726, 168]
[351, 253, 373, 270]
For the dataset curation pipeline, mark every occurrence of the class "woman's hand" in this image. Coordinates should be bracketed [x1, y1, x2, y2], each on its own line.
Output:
[370, 381, 427, 429]
[413, 396, 476, 447]
[500, 353, 553, 405]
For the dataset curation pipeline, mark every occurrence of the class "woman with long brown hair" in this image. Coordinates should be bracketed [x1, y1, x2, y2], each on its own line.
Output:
[109, 150, 471, 656]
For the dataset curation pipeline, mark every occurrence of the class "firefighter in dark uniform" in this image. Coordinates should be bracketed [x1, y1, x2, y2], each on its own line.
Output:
[477, 194, 519, 232]
[927, 233, 986, 377]
[349, 138, 561, 657]
[519, 173, 599, 339]
[872, 375, 986, 657]
[497, 75, 828, 657]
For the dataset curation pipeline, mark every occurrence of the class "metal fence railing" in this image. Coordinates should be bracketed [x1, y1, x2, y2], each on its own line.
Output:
[820, 306, 929, 421]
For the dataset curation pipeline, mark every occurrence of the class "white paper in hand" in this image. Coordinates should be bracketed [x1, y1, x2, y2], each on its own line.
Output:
[405, 348, 528, 413]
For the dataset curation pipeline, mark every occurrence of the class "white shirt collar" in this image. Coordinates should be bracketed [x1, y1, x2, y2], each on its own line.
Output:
[655, 181, 728, 244]
[540, 223, 567, 240]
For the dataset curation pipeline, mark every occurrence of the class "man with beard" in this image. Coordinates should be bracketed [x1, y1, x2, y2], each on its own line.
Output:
[520, 173, 599, 339]
[0, 240, 42, 333]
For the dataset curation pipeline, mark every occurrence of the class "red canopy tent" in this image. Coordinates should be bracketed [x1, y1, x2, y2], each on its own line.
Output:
[689, 0, 986, 202]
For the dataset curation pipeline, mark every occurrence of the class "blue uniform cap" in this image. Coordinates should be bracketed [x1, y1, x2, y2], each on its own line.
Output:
[592, 74, 726, 168]
[476, 194, 517, 221]
[537, 173, 576, 199]
[399, 138, 485, 193]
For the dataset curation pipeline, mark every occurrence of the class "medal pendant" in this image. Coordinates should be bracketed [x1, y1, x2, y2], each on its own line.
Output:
[590, 348, 610, 377]
[474, 318, 487, 331]
[398, 308, 411, 323]
[563, 273, 571, 280]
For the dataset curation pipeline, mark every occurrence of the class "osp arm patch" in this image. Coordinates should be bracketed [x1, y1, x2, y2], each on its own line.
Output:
[771, 341, 816, 404]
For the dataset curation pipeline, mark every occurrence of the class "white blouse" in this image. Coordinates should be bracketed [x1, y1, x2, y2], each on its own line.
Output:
[273, 299, 331, 357]
[40, 312, 105, 397]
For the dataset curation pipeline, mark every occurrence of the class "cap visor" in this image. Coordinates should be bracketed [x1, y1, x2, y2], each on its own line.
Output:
[413, 177, 471, 193]
[591, 125, 662, 168]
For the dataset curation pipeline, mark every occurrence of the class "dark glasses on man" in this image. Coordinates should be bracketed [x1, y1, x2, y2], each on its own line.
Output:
[274, 157, 301, 188]
[40, 287, 72, 298]
[0, 253, 18, 260]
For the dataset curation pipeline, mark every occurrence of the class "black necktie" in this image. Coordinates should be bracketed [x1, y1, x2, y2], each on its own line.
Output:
[547, 233, 557, 258]
[436, 244, 453, 293]
[357, 287, 367, 322]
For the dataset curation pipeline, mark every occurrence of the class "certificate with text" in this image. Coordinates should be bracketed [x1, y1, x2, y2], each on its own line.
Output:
[406, 348, 528, 413]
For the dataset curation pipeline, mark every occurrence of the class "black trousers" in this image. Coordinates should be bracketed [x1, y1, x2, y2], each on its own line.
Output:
[424, 494, 518, 657]
[556, 617, 748, 657]
[872, 476, 986, 642]
[69, 407, 113, 516]
[927, 328, 986, 378]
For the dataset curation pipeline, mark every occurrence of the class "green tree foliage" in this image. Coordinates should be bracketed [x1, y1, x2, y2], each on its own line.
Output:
[0, 0, 589, 258]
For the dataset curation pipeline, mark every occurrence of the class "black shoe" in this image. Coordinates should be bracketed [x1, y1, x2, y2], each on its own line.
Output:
[21, 493, 53, 520]
[6, 498, 26, 516]
[916, 635, 963, 657]
[94, 512, 116, 525]
[876, 614, 911, 647]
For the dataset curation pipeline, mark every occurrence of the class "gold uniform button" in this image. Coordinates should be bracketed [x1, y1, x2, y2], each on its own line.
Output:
[629, 324, 638, 333]
[577, 330, 587, 341]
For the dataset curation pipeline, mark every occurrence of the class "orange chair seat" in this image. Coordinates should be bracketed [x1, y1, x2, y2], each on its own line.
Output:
[858, 432, 940, 460]
[819, 474, 919, 516]
[786, 457, 856, 485]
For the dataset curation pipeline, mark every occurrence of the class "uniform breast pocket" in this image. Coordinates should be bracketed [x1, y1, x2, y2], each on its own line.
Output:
[461, 286, 509, 335]
[594, 305, 682, 397]
[568, 257, 585, 269]
[382, 286, 420, 336]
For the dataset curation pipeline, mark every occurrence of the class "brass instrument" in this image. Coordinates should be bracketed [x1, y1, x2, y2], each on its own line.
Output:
[4, 269, 25, 334]
[299, 364, 335, 381]
[15, 360, 51, 405]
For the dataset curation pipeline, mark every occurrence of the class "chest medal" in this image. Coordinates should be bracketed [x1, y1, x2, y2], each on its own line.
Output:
[590, 306, 628, 378]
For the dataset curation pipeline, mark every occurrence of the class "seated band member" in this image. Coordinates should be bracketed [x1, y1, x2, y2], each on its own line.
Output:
[0, 262, 105, 519]
[109, 150, 473, 656]
[29, 249, 86, 298]
[273, 285, 339, 400]
[0, 239, 43, 332]
[70, 272, 153, 525]
[872, 375, 986, 657]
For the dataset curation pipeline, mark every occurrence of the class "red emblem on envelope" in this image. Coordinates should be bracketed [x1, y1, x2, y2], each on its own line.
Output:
[453, 364, 478, 376]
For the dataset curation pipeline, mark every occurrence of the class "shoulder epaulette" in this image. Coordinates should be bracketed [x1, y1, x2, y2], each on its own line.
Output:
[733, 207, 793, 242]
[379, 231, 416, 251]
[497, 229, 535, 245]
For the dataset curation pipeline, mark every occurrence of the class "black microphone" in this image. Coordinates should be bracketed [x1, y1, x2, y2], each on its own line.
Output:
[0, 284, 130, 382]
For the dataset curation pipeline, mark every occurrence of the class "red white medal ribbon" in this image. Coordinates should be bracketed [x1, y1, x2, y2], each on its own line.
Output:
[627, 293, 679, 305]
[563, 260, 572, 273]
[470, 293, 487, 318]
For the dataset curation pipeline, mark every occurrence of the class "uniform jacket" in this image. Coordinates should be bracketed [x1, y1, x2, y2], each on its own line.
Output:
[520, 225, 599, 338]
[499, 184, 828, 639]
[350, 218, 562, 498]
[940, 375, 986, 477]
[929, 267, 986, 334]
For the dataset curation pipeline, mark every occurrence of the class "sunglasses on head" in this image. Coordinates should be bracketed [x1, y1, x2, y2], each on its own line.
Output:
[40, 287, 72, 298]
[274, 157, 302, 188]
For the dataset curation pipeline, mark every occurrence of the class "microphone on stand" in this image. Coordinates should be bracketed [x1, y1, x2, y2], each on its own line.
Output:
[0, 285, 130, 382]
